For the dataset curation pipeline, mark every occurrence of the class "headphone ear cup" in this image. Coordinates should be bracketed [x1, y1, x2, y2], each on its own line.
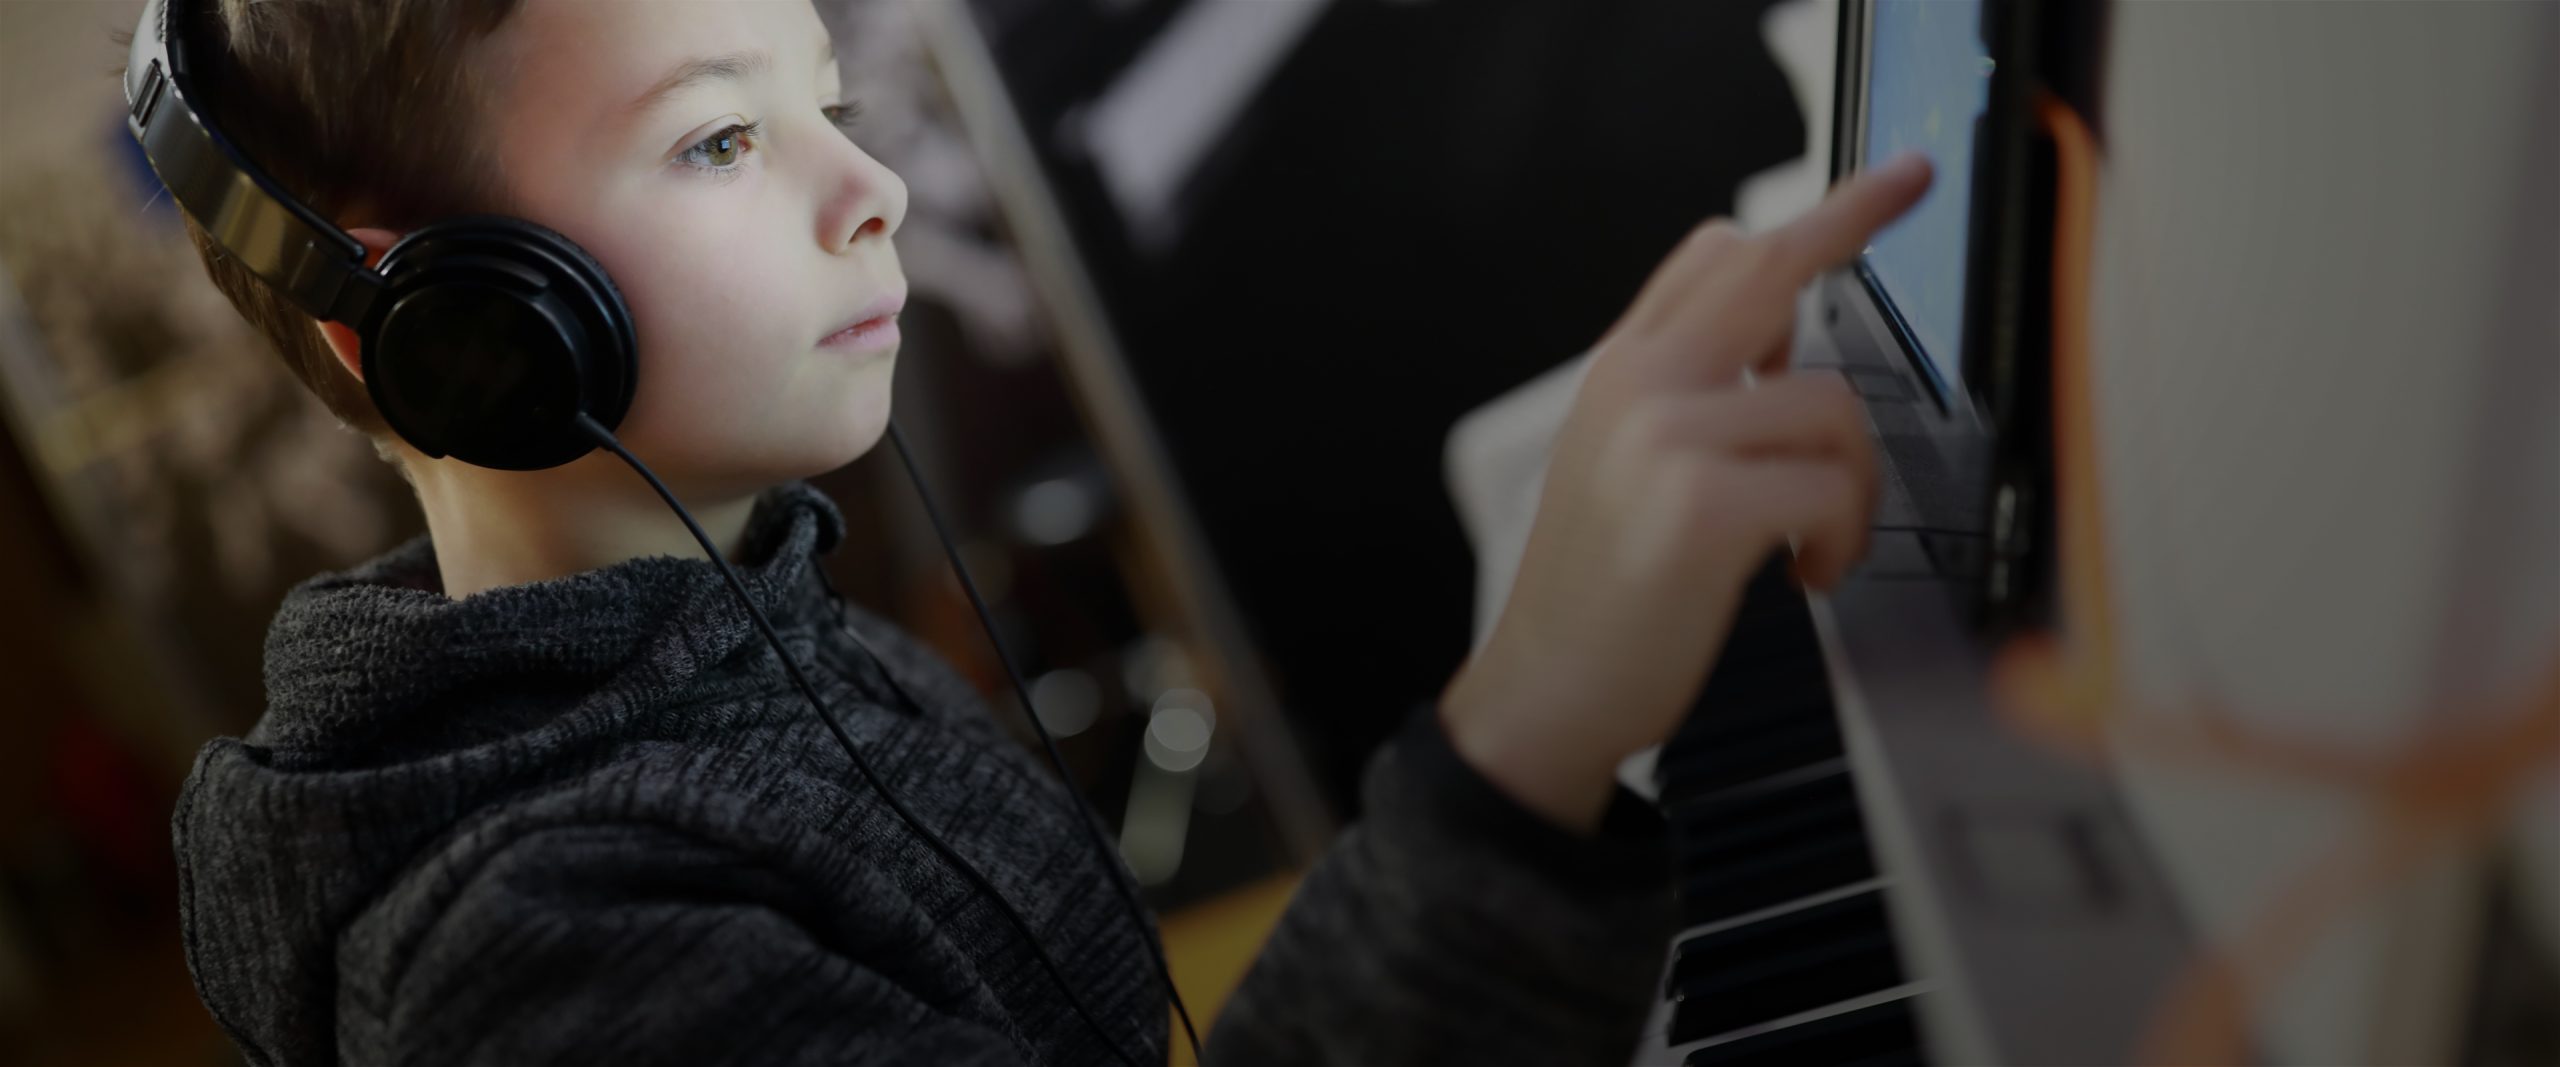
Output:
[359, 215, 637, 471]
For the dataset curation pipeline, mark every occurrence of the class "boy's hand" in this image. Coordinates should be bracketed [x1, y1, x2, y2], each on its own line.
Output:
[1441, 154, 1934, 834]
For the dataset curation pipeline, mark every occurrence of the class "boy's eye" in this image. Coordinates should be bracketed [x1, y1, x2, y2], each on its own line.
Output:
[822, 101, 864, 133]
[699, 130, 744, 167]
[680, 119, 763, 171]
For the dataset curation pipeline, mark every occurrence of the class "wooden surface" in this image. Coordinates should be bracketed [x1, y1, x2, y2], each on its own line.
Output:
[1159, 871, 1304, 1066]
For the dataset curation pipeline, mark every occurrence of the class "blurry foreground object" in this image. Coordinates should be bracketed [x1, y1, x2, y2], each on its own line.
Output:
[2013, 3, 2560, 1063]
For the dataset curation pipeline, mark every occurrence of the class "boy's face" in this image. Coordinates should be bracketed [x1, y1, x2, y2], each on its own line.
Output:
[479, 0, 908, 493]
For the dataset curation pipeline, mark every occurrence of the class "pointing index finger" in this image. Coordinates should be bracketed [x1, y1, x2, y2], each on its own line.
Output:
[1769, 152, 1935, 280]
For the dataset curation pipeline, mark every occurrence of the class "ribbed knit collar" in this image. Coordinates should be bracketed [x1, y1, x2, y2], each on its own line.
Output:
[251, 481, 846, 753]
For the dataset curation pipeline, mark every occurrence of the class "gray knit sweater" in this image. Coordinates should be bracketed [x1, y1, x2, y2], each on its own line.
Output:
[173, 481, 1676, 1065]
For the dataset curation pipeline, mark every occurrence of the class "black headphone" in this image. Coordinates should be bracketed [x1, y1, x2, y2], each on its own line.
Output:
[123, 0, 635, 472]
[123, 0, 1203, 1061]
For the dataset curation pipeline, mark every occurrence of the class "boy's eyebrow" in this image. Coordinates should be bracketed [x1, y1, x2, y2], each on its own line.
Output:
[625, 49, 771, 117]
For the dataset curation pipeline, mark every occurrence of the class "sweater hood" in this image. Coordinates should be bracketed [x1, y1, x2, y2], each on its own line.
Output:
[249, 480, 847, 756]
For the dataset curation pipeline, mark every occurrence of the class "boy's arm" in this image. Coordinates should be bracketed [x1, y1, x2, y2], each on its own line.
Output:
[341, 821, 1031, 1066]
[1203, 704, 1677, 1065]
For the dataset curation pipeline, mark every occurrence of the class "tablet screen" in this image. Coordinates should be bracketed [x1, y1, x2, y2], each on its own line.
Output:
[1860, 0, 1992, 395]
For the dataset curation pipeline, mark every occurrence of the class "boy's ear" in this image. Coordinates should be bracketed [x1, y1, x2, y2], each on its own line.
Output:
[313, 227, 404, 383]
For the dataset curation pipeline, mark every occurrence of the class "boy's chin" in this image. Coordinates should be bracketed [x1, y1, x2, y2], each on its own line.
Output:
[824, 407, 893, 471]
[767, 389, 895, 483]
[827, 375, 896, 465]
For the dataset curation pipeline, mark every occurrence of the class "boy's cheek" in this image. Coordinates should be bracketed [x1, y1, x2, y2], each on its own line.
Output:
[518, 188, 837, 425]
[622, 298, 825, 435]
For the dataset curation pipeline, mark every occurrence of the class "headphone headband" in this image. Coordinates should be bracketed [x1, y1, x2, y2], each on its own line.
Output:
[124, 0, 381, 326]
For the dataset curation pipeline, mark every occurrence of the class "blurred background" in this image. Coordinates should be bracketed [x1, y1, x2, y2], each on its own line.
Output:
[4, 1, 2555, 1065]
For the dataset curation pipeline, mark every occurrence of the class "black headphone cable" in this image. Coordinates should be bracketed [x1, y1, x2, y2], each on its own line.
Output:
[879, 422, 1205, 1060]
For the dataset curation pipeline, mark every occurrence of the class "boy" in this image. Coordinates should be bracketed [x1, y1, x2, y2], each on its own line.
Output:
[164, 0, 1931, 1062]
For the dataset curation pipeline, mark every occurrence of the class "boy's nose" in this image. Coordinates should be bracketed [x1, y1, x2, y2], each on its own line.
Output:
[819, 150, 909, 254]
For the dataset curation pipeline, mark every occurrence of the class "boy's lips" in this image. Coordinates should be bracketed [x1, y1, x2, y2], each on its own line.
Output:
[818, 290, 908, 353]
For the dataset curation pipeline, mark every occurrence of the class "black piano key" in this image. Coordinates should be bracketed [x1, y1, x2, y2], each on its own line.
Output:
[1720, 621, 1826, 671]
[1681, 995, 1925, 1067]
[1657, 710, 1844, 802]
[1673, 768, 1868, 874]
[1713, 594, 1822, 658]
[1702, 603, 1824, 670]
[1738, 554, 1801, 600]
[1674, 654, 1833, 739]
[1699, 563, 1819, 677]
[1727, 559, 1816, 623]
[1662, 698, 1832, 779]
[1668, 889, 1897, 996]
[1713, 617, 1818, 675]
[1679, 830, 1877, 927]
[1663, 684, 1836, 765]
[1669, 767, 1873, 921]
[1666, 890, 1906, 1045]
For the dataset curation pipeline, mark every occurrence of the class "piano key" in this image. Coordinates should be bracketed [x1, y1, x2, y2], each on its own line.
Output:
[1681, 993, 1926, 1067]
[1656, 710, 1844, 803]
[1671, 768, 1877, 924]
[1701, 600, 1824, 671]
[1664, 890, 1907, 1045]
[1673, 877, 1890, 945]
[1666, 886, 1896, 994]
[1668, 665, 1833, 748]
[1671, 765, 1863, 860]
[1680, 832, 1878, 927]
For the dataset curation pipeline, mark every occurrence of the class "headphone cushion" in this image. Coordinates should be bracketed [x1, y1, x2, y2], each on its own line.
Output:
[362, 216, 637, 471]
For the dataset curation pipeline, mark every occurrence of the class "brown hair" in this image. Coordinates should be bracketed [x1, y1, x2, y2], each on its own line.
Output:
[167, 0, 525, 437]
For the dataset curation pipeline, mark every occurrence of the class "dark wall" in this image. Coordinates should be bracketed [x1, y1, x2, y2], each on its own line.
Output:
[984, 0, 1806, 809]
